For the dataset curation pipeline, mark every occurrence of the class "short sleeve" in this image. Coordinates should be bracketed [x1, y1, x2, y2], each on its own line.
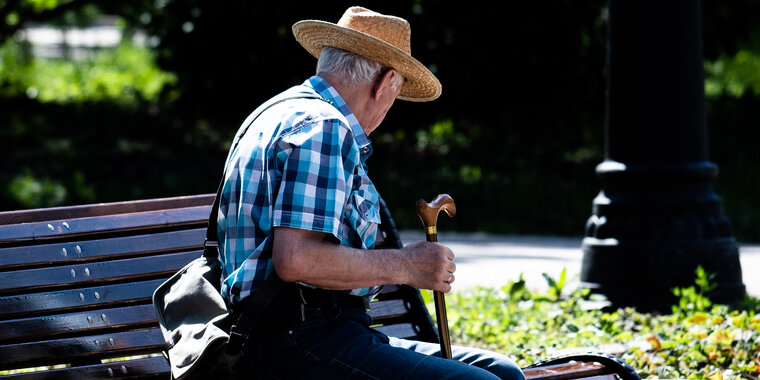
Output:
[272, 118, 359, 240]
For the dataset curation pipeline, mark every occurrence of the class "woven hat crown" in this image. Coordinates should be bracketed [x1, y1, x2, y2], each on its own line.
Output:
[337, 7, 412, 55]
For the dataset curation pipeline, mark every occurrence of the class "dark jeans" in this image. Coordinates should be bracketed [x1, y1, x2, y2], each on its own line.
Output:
[240, 304, 525, 379]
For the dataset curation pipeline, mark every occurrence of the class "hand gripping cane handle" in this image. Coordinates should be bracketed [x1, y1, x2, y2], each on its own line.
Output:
[416, 194, 456, 359]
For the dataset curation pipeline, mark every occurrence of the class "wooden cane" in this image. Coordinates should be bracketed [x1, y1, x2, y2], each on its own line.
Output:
[416, 194, 456, 359]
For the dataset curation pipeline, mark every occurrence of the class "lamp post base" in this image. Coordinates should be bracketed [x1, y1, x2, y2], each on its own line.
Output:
[581, 237, 745, 312]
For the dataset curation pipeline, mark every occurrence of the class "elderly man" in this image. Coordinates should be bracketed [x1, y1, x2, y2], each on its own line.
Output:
[218, 6, 525, 379]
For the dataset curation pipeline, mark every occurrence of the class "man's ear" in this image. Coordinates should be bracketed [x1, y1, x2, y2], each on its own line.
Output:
[373, 69, 397, 100]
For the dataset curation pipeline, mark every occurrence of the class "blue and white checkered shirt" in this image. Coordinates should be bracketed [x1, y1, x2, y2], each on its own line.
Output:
[218, 76, 382, 304]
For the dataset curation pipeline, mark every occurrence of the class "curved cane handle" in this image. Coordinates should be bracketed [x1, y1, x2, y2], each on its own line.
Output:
[416, 194, 457, 239]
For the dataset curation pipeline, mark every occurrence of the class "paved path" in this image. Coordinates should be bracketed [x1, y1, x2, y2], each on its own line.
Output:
[398, 231, 760, 298]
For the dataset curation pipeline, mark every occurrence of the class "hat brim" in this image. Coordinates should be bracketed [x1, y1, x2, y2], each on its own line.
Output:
[292, 20, 441, 102]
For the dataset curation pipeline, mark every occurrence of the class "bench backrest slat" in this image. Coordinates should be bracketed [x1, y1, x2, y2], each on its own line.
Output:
[374, 283, 439, 343]
[368, 299, 408, 320]
[3, 356, 171, 380]
[0, 206, 210, 246]
[0, 279, 166, 319]
[0, 328, 165, 371]
[0, 250, 200, 295]
[0, 228, 206, 270]
[0, 195, 216, 226]
[373, 323, 420, 340]
[0, 304, 158, 343]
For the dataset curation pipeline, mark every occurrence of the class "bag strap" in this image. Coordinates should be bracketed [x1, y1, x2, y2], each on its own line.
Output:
[202, 92, 330, 353]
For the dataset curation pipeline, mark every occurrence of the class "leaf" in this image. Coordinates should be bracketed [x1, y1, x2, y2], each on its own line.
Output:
[542, 273, 557, 289]
[557, 267, 567, 290]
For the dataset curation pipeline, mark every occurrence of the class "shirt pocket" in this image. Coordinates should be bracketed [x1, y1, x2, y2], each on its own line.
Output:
[342, 191, 381, 249]
[353, 192, 381, 224]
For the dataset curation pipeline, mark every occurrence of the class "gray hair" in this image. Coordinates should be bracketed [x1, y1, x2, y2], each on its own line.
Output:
[317, 47, 405, 91]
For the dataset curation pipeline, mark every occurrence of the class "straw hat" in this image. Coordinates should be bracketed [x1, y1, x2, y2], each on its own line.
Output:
[292, 6, 442, 102]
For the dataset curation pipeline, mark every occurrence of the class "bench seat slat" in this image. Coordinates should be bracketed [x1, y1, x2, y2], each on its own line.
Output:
[0, 328, 165, 370]
[0, 206, 210, 246]
[0, 304, 157, 343]
[0, 356, 170, 380]
[0, 228, 205, 270]
[0, 251, 200, 295]
[0, 279, 166, 319]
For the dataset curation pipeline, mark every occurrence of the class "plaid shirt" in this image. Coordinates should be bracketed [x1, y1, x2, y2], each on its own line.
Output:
[218, 76, 382, 304]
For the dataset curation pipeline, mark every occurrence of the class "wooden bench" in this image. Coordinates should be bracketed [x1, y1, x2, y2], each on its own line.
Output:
[0, 194, 438, 378]
[0, 195, 638, 379]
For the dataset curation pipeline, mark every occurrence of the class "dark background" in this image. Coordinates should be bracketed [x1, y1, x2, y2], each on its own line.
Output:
[2, 1, 759, 241]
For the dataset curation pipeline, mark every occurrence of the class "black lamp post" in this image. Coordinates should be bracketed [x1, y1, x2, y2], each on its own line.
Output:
[580, 0, 745, 311]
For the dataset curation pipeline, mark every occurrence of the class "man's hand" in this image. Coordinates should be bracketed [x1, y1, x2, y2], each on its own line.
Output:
[399, 241, 456, 293]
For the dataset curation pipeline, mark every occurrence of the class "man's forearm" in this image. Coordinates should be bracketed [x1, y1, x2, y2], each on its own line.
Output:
[272, 227, 406, 290]
[271, 226, 456, 293]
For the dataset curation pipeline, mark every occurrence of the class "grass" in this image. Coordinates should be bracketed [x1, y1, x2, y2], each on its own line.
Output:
[425, 267, 760, 379]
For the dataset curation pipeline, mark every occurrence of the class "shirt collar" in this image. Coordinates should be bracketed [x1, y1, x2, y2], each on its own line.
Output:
[303, 76, 373, 158]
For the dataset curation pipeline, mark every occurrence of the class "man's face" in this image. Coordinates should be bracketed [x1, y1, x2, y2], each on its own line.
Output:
[364, 71, 402, 135]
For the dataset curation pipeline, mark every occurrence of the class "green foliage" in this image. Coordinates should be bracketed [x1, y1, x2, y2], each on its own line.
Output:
[671, 266, 718, 316]
[0, 40, 176, 105]
[541, 267, 568, 302]
[8, 170, 67, 208]
[5, 168, 97, 208]
[23, 0, 61, 13]
[706, 50, 760, 98]
[436, 269, 760, 379]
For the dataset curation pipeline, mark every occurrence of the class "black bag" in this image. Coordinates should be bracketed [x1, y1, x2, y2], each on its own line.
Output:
[152, 252, 239, 379]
